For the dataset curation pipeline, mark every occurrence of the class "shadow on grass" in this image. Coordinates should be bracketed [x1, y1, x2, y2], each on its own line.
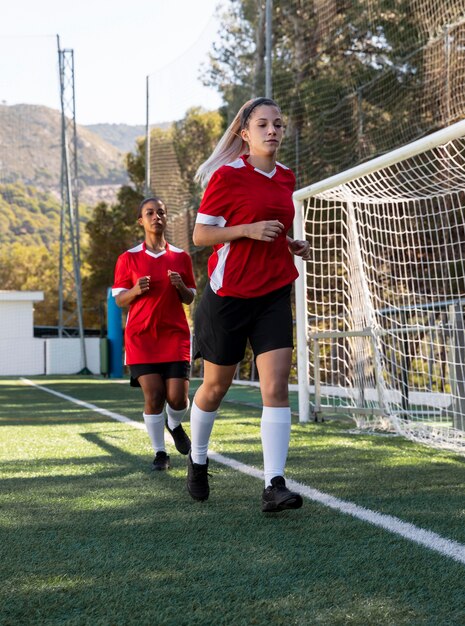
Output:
[2, 453, 465, 626]
[0, 429, 188, 490]
[2, 401, 465, 623]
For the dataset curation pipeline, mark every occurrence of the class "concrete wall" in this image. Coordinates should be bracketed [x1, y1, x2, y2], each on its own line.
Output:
[0, 291, 45, 375]
[0, 291, 101, 376]
[0, 338, 46, 375]
[45, 338, 101, 375]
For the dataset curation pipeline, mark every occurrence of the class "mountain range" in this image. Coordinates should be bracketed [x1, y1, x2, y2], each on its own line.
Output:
[0, 103, 149, 207]
[85, 123, 146, 153]
[0, 103, 150, 247]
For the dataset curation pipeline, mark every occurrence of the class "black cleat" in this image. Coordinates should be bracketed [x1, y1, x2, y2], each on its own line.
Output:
[166, 420, 191, 455]
[262, 476, 303, 512]
[187, 453, 209, 501]
[151, 451, 170, 471]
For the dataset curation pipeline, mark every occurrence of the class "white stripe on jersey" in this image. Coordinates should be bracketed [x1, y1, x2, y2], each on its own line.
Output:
[127, 242, 165, 259]
[226, 157, 277, 178]
[112, 287, 128, 297]
[167, 243, 185, 253]
[127, 242, 186, 258]
[253, 166, 276, 178]
[225, 158, 246, 169]
[128, 243, 144, 253]
[210, 242, 231, 293]
[145, 249, 166, 259]
[196, 213, 226, 227]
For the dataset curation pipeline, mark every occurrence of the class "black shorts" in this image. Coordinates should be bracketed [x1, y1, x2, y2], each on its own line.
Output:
[194, 283, 293, 366]
[129, 361, 191, 387]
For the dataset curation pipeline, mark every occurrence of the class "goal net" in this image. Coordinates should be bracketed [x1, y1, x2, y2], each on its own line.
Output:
[146, 14, 222, 254]
[294, 120, 465, 453]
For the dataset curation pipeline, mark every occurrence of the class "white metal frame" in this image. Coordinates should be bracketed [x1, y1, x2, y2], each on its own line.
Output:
[292, 119, 465, 423]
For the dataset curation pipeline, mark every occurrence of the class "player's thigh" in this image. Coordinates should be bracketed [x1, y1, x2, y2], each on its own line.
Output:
[194, 285, 250, 365]
[249, 284, 293, 357]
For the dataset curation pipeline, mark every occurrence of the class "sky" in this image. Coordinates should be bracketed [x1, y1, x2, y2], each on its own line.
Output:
[1, 0, 224, 126]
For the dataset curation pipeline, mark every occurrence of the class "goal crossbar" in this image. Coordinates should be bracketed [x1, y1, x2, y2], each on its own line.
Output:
[293, 120, 465, 454]
[294, 119, 465, 202]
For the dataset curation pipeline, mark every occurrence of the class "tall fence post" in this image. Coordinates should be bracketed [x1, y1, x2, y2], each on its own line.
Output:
[265, 0, 273, 98]
[145, 75, 151, 196]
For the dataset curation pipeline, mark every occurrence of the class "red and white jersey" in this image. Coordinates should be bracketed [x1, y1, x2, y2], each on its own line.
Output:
[196, 155, 299, 298]
[112, 241, 196, 365]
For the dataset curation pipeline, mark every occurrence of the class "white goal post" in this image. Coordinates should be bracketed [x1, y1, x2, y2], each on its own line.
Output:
[293, 119, 465, 453]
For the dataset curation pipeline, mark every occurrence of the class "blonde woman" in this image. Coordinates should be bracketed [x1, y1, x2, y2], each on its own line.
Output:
[188, 97, 310, 512]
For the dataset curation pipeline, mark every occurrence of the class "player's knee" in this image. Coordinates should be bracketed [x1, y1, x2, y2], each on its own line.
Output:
[205, 381, 229, 405]
[145, 390, 165, 414]
[167, 397, 188, 411]
[261, 379, 288, 405]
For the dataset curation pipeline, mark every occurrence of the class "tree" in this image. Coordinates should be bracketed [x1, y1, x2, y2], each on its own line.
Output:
[82, 138, 146, 327]
[203, 0, 421, 186]
[172, 107, 224, 207]
[0, 242, 63, 325]
[202, 0, 265, 121]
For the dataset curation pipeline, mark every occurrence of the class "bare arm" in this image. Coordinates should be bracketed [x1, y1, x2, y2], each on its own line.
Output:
[193, 220, 285, 247]
[168, 271, 195, 305]
[114, 276, 150, 308]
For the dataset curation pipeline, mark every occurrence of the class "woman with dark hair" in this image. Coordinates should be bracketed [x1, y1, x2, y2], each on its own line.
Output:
[188, 97, 310, 512]
[112, 197, 196, 470]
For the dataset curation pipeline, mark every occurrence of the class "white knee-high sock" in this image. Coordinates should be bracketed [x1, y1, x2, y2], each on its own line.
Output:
[166, 399, 190, 430]
[261, 406, 291, 487]
[190, 399, 217, 464]
[143, 412, 166, 453]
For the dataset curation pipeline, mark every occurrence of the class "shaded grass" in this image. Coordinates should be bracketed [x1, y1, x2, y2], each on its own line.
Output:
[1, 377, 465, 625]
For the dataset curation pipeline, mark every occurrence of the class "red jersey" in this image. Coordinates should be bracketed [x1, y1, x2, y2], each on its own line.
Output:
[196, 155, 299, 298]
[112, 242, 196, 365]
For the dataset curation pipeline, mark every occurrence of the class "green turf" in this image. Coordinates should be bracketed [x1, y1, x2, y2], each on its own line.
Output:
[1, 377, 465, 625]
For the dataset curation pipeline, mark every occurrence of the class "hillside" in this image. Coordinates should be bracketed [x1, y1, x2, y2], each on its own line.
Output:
[85, 123, 146, 153]
[0, 181, 96, 248]
[0, 103, 128, 206]
[86, 121, 173, 153]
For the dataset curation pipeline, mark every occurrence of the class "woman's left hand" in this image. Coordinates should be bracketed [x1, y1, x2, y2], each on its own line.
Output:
[168, 270, 185, 290]
[288, 238, 311, 260]
[168, 270, 194, 305]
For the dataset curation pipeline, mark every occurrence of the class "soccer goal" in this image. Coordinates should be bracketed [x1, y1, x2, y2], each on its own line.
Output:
[293, 119, 465, 453]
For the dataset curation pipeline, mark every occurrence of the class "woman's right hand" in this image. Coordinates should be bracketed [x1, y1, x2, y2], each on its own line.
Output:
[244, 220, 284, 242]
[115, 276, 150, 307]
[134, 275, 150, 295]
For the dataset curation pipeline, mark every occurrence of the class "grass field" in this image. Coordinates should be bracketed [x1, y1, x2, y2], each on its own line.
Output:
[1, 376, 465, 625]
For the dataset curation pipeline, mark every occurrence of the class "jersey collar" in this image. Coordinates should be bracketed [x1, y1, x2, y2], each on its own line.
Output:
[241, 154, 277, 178]
[143, 241, 168, 258]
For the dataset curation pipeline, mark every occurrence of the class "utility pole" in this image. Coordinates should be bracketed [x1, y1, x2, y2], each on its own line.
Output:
[57, 35, 88, 373]
[145, 75, 151, 196]
[265, 0, 273, 98]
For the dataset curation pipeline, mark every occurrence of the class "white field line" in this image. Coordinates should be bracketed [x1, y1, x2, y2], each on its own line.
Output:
[20, 378, 146, 432]
[21, 377, 465, 566]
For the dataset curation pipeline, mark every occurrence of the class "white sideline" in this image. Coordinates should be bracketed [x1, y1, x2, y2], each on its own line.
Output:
[21, 377, 465, 566]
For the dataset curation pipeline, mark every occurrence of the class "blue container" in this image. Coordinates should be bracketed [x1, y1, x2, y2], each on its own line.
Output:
[107, 288, 123, 378]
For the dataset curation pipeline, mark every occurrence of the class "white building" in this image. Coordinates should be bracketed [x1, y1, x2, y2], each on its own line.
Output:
[0, 291, 101, 376]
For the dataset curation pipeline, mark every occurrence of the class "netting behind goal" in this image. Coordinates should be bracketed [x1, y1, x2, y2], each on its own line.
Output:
[295, 121, 465, 453]
[146, 15, 222, 254]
